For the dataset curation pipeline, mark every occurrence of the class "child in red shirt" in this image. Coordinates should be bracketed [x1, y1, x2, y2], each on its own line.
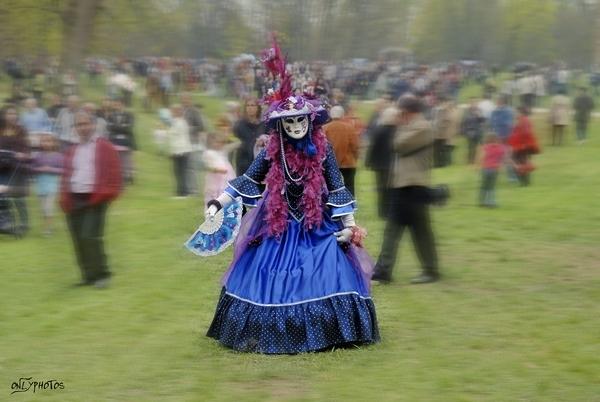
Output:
[479, 133, 505, 207]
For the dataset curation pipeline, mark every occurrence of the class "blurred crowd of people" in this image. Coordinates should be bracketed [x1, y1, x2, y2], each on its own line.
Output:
[0, 91, 137, 239]
[6, 54, 599, 112]
[1, 53, 597, 287]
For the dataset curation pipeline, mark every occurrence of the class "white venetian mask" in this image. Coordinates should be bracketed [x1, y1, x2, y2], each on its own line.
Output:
[282, 115, 309, 139]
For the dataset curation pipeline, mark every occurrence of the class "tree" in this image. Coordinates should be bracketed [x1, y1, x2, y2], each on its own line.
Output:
[0, 0, 597, 67]
[60, 0, 104, 69]
[0, 0, 103, 69]
[409, 0, 599, 66]
[0, 0, 62, 58]
[554, 0, 596, 67]
[502, 0, 558, 64]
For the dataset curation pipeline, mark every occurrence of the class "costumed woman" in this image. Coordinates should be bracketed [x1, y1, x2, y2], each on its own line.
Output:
[195, 40, 379, 354]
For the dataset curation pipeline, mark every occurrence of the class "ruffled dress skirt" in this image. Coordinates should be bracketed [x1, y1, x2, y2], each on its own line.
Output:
[206, 200, 380, 354]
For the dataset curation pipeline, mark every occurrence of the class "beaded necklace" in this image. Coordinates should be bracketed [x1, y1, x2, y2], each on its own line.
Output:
[279, 131, 303, 183]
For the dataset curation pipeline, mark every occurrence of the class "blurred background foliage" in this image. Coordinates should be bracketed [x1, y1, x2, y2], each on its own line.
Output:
[0, 0, 599, 67]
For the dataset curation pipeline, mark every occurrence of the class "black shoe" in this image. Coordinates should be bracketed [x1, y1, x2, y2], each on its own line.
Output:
[410, 273, 440, 284]
[371, 271, 392, 285]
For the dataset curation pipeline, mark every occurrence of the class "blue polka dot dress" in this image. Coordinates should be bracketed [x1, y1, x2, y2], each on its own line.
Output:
[206, 145, 380, 354]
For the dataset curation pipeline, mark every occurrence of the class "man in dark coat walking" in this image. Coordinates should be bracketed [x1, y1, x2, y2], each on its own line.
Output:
[372, 96, 440, 285]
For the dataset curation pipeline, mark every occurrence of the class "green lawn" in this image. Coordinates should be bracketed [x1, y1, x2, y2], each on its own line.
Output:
[1, 80, 599, 402]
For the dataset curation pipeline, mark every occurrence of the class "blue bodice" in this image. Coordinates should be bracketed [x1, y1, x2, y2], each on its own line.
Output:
[224, 144, 356, 221]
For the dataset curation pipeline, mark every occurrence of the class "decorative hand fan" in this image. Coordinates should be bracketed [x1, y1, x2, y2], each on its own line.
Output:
[185, 199, 243, 256]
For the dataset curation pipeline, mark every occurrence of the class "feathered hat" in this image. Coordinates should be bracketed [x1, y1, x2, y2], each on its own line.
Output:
[261, 35, 329, 131]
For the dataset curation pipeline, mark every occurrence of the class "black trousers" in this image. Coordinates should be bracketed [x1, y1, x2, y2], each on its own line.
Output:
[66, 197, 109, 283]
[172, 154, 189, 196]
[467, 137, 480, 164]
[374, 186, 438, 280]
[340, 168, 356, 196]
[374, 169, 391, 219]
[445, 144, 455, 166]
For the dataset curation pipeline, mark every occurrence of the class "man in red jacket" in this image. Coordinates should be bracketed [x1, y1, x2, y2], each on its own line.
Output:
[60, 111, 121, 288]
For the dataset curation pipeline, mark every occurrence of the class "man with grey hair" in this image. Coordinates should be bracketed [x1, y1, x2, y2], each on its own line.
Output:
[60, 110, 121, 288]
[82, 102, 108, 138]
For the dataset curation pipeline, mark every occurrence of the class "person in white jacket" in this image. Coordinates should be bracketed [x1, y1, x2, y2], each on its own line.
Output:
[549, 89, 570, 146]
[168, 104, 192, 197]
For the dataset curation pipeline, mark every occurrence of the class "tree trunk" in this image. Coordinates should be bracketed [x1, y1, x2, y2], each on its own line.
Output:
[60, 0, 103, 71]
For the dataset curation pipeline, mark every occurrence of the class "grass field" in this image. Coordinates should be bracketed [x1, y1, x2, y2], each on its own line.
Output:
[1, 79, 599, 402]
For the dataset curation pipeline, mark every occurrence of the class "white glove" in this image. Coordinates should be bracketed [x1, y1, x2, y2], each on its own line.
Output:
[205, 204, 219, 220]
[340, 214, 356, 227]
[204, 193, 234, 220]
[334, 228, 353, 243]
[334, 214, 356, 243]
